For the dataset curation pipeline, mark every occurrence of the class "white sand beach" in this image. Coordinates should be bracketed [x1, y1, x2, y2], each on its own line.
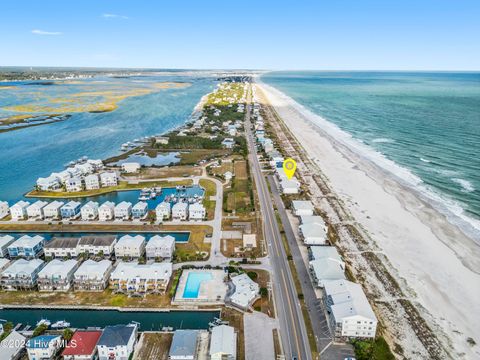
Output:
[257, 81, 480, 359]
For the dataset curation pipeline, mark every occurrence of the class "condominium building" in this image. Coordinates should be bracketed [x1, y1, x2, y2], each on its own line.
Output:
[73, 259, 113, 291]
[37, 259, 79, 291]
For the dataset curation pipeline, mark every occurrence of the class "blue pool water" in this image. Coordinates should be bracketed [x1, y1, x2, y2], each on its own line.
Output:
[0, 231, 190, 243]
[182, 272, 213, 298]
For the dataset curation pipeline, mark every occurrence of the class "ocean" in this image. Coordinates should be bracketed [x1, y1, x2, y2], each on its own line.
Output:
[262, 71, 480, 239]
[0, 74, 216, 202]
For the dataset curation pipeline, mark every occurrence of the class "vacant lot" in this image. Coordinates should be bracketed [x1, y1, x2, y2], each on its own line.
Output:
[134, 333, 172, 360]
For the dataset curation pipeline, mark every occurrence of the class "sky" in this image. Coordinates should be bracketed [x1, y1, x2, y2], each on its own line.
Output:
[1, 0, 479, 70]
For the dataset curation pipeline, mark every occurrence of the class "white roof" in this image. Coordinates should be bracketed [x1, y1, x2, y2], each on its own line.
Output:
[67, 176, 82, 184]
[11, 200, 30, 209]
[325, 280, 377, 322]
[115, 201, 132, 210]
[0, 234, 15, 247]
[100, 201, 115, 209]
[38, 259, 78, 277]
[84, 174, 99, 181]
[133, 202, 148, 211]
[110, 262, 172, 281]
[210, 325, 236, 356]
[146, 235, 175, 248]
[310, 246, 342, 263]
[9, 235, 44, 248]
[122, 162, 140, 167]
[0, 258, 10, 270]
[281, 179, 300, 190]
[310, 258, 345, 282]
[63, 200, 81, 209]
[74, 259, 112, 278]
[230, 273, 259, 308]
[44, 200, 64, 210]
[292, 200, 314, 211]
[189, 202, 205, 211]
[100, 171, 117, 178]
[0, 331, 26, 359]
[28, 200, 48, 209]
[300, 215, 326, 226]
[116, 235, 145, 247]
[300, 222, 327, 239]
[3, 259, 44, 276]
[172, 202, 188, 210]
[156, 201, 171, 210]
[82, 201, 99, 210]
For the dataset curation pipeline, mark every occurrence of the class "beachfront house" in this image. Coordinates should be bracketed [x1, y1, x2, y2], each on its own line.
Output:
[7, 235, 44, 258]
[10, 200, 30, 220]
[43, 200, 64, 220]
[114, 201, 132, 221]
[98, 201, 115, 221]
[61, 201, 82, 219]
[0, 235, 15, 257]
[87, 159, 104, 170]
[132, 201, 148, 220]
[110, 262, 172, 294]
[67, 166, 82, 178]
[84, 174, 100, 190]
[155, 202, 171, 221]
[77, 235, 117, 257]
[310, 257, 346, 288]
[51, 170, 72, 184]
[114, 235, 146, 259]
[1, 331, 26, 360]
[37, 259, 79, 291]
[62, 330, 102, 360]
[310, 246, 345, 268]
[44, 237, 80, 259]
[73, 259, 113, 291]
[26, 335, 62, 360]
[121, 162, 141, 173]
[323, 279, 377, 339]
[0, 258, 9, 273]
[291, 200, 315, 216]
[75, 162, 94, 176]
[210, 325, 237, 360]
[280, 178, 300, 194]
[66, 177, 83, 192]
[169, 330, 200, 360]
[1, 258, 45, 290]
[99, 172, 118, 187]
[81, 201, 99, 221]
[188, 202, 206, 221]
[145, 235, 175, 260]
[97, 324, 137, 360]
[299, 222, 328, 245]
[26, 200, 48, 220]
[172, 202, 188, 221]
[36, 175, 61, 191]
[0, 200, 9, 219]
[230, 273, 259, 310]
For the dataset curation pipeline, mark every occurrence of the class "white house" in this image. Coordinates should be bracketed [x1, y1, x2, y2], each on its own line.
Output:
[280, 178, 300, 194]
[43, 200, 64, 220]
[221, 138, 235, 149]
[51, 170, 72, 184]
[44, 237, 80, 258]
[66, 177, 83, 192]
[114, 235, 146, 259]
[210, 325, 237, 360]
[84, 174, 100, 190]
[36, 175, 61, 191]
[230, 273, 259, 310]
[155, 202, 171, 221]
[121, 162, 141, 173]
[1, 258, 45, 290]
[81, 201, 99, 221]
[10, 200, 30, 220]
[299, 222, 328, 245]
[110, 262, 172, 294]
[74, 259, 113, 291]
[324, 279, 377, 339]
[145, 235, 175, 260]
[310, 246, 345, 269]
[37, 259, 79, 291]
[310, 257, 346, 288]
[74, 162, 94, 176]
[0, 235, 15, 257]
[100, 172, 118, 187]
[77, 235, 117, 257]
[96, 324, 138, 360]
[172, 202, 188, 221]
[98, 201, 115, 221]
[188, 202, 205, 221]
[26, 335, 62, 360]
[1, 331, 26, 360]
[67, 166, 82, 178]
[0, 200, 9, 219]
[132, 201, 148, 220]
[87, 159, 104, 170]
[114, 201, 132, 221]
[291, 200, 314, 216]
[26, 200, 48, 220]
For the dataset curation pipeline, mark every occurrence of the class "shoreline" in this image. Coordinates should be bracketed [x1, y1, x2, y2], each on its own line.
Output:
[0, 304, 221, 312]
[257, 79, 480, 358]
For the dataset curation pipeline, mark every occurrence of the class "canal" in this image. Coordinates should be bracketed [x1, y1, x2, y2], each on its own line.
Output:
[0, 308, 219, 330]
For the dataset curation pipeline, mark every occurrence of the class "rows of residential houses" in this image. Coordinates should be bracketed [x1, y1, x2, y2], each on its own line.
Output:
[252, 91, 378, 341]
[1, 322, 238, 360]
[0, 197, 206, 222]
[0, 234, 175, 293]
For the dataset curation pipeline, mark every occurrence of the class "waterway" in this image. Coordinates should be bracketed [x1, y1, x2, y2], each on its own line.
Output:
[0, 308, 219, 330]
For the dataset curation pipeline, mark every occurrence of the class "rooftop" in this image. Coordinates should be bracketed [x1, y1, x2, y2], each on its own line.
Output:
[62, 331, 102, 356]
[291, 200, 315, 211]
[3, 259, 44, 275]
[210, 325, 236, 356]
[78, 235, 116, 247]
[44, 237, 80, 249]
[74, 259, 112, 278]
[38, 259, 78, 277]
[169, 330, 199, 357]
[97, 324, 135, 347]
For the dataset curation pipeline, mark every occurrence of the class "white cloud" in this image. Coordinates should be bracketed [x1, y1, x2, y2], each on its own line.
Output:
[102, 13, 128, 19]
[32, 29, 62, 36]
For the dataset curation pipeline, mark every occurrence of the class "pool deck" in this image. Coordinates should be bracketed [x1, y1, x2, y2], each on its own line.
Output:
[173, 269, 228, 305]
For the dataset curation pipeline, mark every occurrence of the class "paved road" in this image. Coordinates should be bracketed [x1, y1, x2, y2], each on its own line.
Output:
[245, 89, 312, 360]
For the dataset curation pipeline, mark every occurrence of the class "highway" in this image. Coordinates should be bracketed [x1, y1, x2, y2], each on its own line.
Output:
[245, 85, 312, 360]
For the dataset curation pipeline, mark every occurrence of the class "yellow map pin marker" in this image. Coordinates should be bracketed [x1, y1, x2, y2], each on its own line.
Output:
[283, 158, 297, 179]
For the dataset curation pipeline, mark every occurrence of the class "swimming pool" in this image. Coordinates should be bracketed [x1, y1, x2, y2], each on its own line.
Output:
[182, 272, 213, 298]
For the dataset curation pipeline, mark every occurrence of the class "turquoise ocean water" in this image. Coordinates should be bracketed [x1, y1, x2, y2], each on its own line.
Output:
[0, 74, 216, 202]
[262, 71, 480, 239]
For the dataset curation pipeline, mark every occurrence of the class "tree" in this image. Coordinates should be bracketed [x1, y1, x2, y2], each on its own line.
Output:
[62, 328, 74, 341]
[247, 271, 258, 280]
[33, 324, 49, 337]
[259, 287, 268, 297]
